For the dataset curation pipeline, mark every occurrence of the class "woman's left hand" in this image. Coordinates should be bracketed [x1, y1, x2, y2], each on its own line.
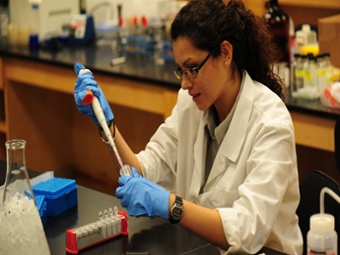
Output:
[116, 167, 170, 219]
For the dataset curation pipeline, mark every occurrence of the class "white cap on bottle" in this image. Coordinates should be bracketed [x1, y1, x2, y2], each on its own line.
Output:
[310, 213, 335, 233]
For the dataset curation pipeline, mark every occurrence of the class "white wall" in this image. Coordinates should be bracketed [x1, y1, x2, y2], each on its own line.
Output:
[85, 0, 167, 26]
[8, 0, 186, 40]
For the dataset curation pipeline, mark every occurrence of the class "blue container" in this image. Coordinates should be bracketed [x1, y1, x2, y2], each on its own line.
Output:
[161, 40, 174, 61]
[33, 178, 78, 217]
[35, 195, 47, 226]
[121, 35, 157, 57]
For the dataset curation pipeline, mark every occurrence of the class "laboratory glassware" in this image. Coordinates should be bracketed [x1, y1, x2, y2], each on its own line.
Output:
[0, 139, 50, 255]
[263, 0, 291, 67]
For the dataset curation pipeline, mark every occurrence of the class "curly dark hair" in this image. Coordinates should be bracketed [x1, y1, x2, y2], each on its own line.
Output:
[170, 0, 285, 99]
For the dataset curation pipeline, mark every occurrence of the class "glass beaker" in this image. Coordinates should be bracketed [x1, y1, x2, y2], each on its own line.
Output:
[0, 139, 50, 255]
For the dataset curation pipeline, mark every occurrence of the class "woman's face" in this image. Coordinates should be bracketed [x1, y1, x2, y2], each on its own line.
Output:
[172, 37, 232, 113]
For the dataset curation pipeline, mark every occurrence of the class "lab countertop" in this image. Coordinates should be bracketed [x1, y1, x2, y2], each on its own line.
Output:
[0, 161, 287, 255]
[0, 43, 180, 89]
[285, 94, 340, 120]
[1, 42, 339, 120]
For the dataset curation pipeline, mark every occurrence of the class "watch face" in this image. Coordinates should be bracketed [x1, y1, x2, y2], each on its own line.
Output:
[172, 207, 182, 219]
[170, 197, 183, 223]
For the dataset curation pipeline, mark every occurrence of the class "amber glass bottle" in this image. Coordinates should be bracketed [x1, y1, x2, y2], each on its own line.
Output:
[263, 0, 290, 66]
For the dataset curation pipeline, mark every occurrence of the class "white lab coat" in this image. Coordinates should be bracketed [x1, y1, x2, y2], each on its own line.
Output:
[137, 71, 303, 255]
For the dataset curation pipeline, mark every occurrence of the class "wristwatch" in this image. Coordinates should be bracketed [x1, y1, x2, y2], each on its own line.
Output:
[169, 196, 183, 224]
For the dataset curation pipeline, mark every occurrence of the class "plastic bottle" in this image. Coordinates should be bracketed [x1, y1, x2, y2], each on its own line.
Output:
[290, 53, 301, 96]
[295, 54, 305, 92]
[309, 54, 318, 98]
[323, 53, 334, 85]
[303, 54, 318, 100]
[307, 214, 337, 255]
[316, 54, 327, 93]
[302, 54, 310, 90]
[296, 24, 317, 47]
[292, 54, 307, 98]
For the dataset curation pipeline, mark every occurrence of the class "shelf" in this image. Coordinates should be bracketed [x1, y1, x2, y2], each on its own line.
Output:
[279, 0, 340, 9]
[244, 0, 340, 19]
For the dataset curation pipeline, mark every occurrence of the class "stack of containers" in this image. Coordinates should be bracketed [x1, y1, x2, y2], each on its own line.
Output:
[31, 172, 78, 226]
[33, 177, 78, 218]
[290, 52, 334, 100]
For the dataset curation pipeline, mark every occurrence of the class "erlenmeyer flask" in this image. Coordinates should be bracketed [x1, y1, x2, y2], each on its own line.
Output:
[0, 139, 50, 255]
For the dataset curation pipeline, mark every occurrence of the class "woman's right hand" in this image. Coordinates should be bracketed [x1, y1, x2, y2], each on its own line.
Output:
[73, 62, 114, 127]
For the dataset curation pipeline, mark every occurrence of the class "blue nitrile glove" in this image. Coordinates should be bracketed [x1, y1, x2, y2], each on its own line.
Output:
[74, 62, 114, 127]
[116, 167, 170, 219]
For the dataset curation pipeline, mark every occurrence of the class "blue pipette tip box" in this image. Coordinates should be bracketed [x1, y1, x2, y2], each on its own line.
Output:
[35, 195, 47, 226]
[33, 177, 78, 217]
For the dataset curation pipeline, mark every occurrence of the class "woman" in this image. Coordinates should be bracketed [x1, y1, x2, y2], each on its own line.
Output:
[74, 0, 303, 254]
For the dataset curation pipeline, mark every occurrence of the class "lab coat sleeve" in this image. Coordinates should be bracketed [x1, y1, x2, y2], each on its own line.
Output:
[136, 95, 180, 191]
[217, 118, 300, 254]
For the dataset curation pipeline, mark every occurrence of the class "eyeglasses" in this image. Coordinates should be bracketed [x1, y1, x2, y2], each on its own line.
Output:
[173, 49, 214, 80]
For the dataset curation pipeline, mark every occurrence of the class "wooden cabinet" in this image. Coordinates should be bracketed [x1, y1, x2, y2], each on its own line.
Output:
[0, 57, 178, 193]
[279, 0, 340, 9]
[243, 0, 340, 26]
[0, 0, 339, 189]
[243, 0, 340, 11]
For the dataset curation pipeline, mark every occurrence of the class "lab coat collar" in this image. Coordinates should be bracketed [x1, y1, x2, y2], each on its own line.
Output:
[202, 71, 253, 189]
[189, 71, 254, 194]
[219, 70, 253, 163]
[192, 114, 208, 193]
[194, 71, 254, 192]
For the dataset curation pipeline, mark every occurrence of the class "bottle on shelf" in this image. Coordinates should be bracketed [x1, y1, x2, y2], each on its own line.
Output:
[323, 53, 334, 85]
[303, 54, 318, 100]
[291, 54, 308, 99]
[316, 54, 327, 93]
[289, 53, 301, 93]
[263, 0, 291, 88]
[296, 24, 317, 47]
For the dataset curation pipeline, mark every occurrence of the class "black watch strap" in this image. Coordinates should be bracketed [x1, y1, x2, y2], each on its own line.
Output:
[169, 196, 183, 224]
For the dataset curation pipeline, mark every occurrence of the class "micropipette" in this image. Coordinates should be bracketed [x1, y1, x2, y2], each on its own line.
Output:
[75, 64, 131, 176]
